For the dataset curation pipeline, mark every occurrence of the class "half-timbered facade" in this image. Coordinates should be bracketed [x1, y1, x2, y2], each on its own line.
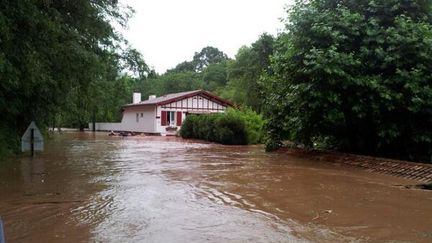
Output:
[94, 90, 233, 135]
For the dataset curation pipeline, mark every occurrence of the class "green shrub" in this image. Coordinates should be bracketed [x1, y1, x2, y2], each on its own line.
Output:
[226, 107, 265, 144]
[179, 115, 195, 138]
[179, 108, 265, 145]
[214, 113, 247, 144]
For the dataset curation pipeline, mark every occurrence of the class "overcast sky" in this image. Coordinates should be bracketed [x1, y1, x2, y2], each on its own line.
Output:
[120, 0, 293, 73]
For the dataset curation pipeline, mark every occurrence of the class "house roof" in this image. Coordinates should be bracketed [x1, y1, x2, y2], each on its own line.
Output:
[122, 89, 234, 108]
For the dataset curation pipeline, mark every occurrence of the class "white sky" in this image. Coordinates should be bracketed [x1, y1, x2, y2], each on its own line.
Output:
[120, 0, 293, 74]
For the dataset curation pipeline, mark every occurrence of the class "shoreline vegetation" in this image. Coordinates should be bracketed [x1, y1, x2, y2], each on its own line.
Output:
[179, 108, 265, 145]
[262, 0, 432, 163]
[1, 0, 432, 163]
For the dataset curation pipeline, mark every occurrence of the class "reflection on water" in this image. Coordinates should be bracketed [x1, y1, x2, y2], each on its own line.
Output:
[20, 158, 45, 186]
[0, 132, 432, 242]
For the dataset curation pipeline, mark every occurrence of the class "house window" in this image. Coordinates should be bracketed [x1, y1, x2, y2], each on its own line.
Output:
[136, 113, 139, 122]
[166, 111, 176, 126]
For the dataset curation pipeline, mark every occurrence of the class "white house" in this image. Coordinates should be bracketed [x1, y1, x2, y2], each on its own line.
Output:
[92, 90, 233, 135]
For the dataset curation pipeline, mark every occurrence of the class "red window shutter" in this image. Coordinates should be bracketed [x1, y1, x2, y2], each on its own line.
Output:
[176, 112, 182, 126]
[161, 111, 167, 126]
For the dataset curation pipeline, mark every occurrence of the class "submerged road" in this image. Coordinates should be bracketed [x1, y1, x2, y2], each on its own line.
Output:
[0, 132, 431, 242]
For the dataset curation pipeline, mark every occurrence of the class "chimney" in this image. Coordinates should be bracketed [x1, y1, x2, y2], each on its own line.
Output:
[148, 95, 156, 100]
[133, 92, 141, 104]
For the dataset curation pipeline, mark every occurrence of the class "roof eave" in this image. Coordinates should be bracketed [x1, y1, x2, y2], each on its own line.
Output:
[122, 90, 234, 109]
[122, 103, 156, 109]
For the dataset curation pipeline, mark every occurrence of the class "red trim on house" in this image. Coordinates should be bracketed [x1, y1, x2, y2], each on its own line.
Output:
[176, 112, 182, 126]
[161, 111, 167, 126]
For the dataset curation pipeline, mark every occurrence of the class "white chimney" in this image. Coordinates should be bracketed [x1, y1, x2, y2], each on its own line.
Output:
[133, 92, 141, 104]
[149, 95, 156, 100]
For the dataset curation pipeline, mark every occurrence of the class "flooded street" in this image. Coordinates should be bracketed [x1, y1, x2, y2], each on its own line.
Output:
[1, 132, 432, 242]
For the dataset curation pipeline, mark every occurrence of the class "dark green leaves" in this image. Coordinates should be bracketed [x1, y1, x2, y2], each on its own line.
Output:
[0, 0, 146, 157]
[264, 0, 432, 162]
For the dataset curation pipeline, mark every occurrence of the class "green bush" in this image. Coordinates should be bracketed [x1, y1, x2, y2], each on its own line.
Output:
[214, 113, 247, 144]
[179, 108, 265, 145]
[179, 115, 195, 139]
[225, 107, 265, 144]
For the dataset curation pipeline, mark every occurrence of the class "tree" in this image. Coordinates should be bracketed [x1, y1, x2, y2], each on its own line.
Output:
[139, 71, 204, 98]
[167, 46, 229, 74]
[122, 48, 150, 79]
[0, 0, 143, 156]
[202, 62, 228, 91]
[154, 46, 230, 95]
[223, 33, 274, 111]
[264, 0, 432, 162]
[192, 46, 229, 72]
[167, 61, 196, 73]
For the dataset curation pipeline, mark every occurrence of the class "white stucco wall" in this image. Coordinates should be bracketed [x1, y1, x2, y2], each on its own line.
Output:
[90, 122, 123, 131]
[121, 106, 156, 133]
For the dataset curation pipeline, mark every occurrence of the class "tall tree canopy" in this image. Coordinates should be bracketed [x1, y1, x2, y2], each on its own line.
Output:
[0, 0, 146, 156]
[223, 33, 274, 111]
[264, 0, 432, 162]
[150, 41, 275, 111]
[192, 46, 229, 72]
[148, 46, 230, 98]
[167, 46, 229, 74]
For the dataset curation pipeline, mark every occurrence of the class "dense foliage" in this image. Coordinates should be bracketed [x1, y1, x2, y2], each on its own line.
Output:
[180, 108, 265, 145]
[0, 0, 146, 157]
[138, 39, 274, 112]
[0, 0, 272, 158]
[225, 108, 265, 144]
[264, 0, 432, 162]
[221, 34, 275, 112]
[133, 46, 229, 100]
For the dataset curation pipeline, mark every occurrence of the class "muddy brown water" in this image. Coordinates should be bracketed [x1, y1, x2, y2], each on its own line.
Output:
[0, 132, 431, 242]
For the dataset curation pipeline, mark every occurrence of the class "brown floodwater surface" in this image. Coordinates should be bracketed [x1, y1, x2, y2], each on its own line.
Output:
[0, 132, 431, 242]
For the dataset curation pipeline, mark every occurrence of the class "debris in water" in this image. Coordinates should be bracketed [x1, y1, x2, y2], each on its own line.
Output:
[312, 210, 333, 221]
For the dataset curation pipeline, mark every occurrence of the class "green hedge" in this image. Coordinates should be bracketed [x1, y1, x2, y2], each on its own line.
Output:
[180, 108, 264, 145]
